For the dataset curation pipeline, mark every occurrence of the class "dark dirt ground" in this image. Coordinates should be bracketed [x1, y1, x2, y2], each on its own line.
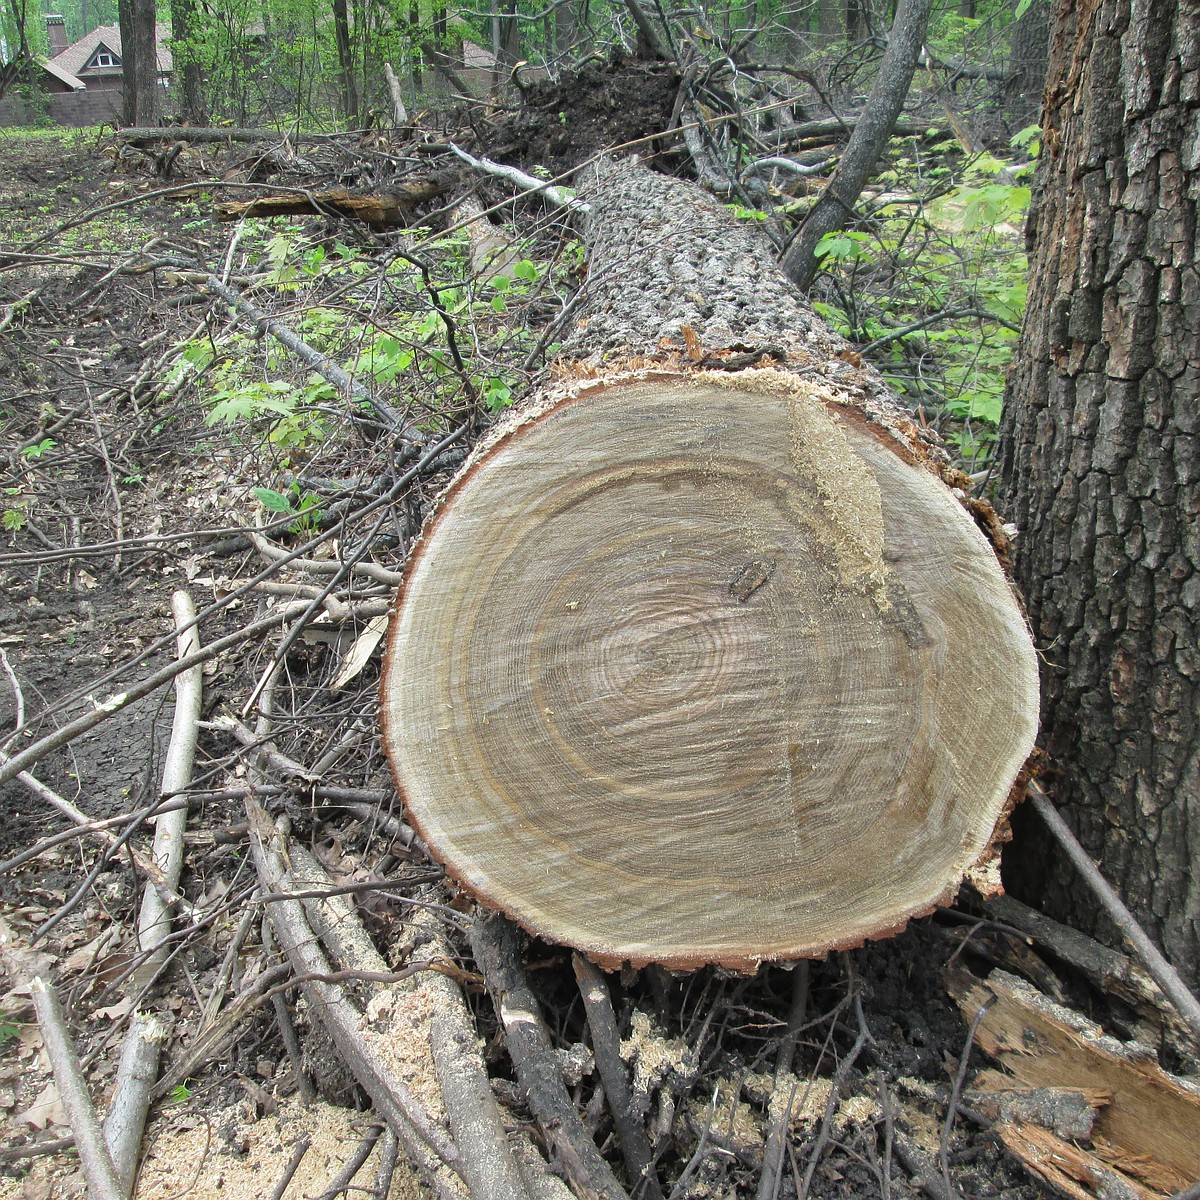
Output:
[0, 112, 1191, 1200]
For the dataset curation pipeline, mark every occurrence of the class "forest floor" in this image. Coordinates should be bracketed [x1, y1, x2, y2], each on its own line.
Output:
[0, 94, 1194, 1200]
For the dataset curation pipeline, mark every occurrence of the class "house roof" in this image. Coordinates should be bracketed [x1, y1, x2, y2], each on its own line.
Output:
[40, 56, 85, 89]
[462, 41, 497, 69]
[51, 23, 172, 77]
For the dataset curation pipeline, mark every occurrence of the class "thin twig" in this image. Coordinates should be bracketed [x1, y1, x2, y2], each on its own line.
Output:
[0, 603, 315, 789]
[1027, 781, 1200, 1045]
[268, 1137, 312, 1200]
[313, 1124, 384, 1200]
[799, 989, 871, 1200]
[937, 993, 994, 1200]
[757, 963, 810, 1200]
[246, 802, 465, 1197]
[261, 918, 317, 1105]
[373, 1130, 400, 1200]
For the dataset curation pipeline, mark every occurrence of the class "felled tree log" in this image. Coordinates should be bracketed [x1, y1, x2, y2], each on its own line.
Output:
[116, 126, 344, 144]
[380, 159, 1039, 970]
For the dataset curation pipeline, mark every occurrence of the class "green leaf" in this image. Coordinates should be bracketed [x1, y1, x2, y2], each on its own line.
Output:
[814, 231, 872, 262]
[181, 342, 215, 370]
[253, 487, 295, 514]
[513, 260, 539, 283]
[1010, 124, 1041, 150]
[969, 392, 1003, 425]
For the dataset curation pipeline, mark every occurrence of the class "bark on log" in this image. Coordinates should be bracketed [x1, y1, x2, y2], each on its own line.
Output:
[380, 159, 1039, 970]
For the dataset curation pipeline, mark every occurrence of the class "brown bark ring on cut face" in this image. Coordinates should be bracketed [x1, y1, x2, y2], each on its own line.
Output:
[381, 369, 1039, 971]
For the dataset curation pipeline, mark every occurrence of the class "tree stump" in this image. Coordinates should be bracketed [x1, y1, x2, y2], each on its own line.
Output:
[380, 160, 1039, 969]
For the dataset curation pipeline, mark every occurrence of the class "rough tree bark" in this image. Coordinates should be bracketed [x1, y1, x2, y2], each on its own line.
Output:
[999, 0, 1200, 987]
[380, 161, 1039, 970]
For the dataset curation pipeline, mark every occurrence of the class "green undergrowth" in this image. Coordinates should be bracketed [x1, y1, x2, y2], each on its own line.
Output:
[808, 131, 1037, 471]
[166, 217, 580, 525]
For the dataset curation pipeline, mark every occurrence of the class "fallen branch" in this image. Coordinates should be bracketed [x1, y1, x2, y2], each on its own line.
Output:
[116, 126, 344, 144]
[430, 1006, 532, 1200]
[197, 275, 405, 430]
[283, 843, 528, 1200]
[756, 964, 809, 1200]
[470, 915, 630, 1200]
[0, 759, 183, 905]
[0, 601, 317, 789]
[214, 178, 453, 229]
[573, 954, 662, 1200]
[985, 892, 1199, 1057]
[248, 527, 404, 585]
[448, 144, 592, 213]
[1027, 781, 1200, 1046]
[102, 592, 203, 1195]
[0, 916, 124, 1200]
[154, 961, 295, 1098]
[246, 800, 466, 1199]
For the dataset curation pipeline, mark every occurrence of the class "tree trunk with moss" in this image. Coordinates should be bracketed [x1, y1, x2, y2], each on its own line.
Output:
[999, 0, 1200, 987]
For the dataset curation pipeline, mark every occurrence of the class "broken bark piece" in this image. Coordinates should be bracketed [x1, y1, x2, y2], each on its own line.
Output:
[380, 159, 1039, 969]
[994, 1121, 1161, 1200]
[985, 893, 1200, 1059]
[215, 178, 455, 229]
[948, 967, 1200, 1195]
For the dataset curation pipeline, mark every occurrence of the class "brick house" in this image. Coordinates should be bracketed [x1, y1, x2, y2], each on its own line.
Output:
[0, 16, 172, 127]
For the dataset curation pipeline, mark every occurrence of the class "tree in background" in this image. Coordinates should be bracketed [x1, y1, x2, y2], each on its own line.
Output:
[170, 0, 206, 122]
[1004, 0, 1047, 127]
[118, 0, 161, 123]
[999, 0, 1200, 985]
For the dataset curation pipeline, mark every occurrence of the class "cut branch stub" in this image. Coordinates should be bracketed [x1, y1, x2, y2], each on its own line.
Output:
[381, 371, 1039, 969]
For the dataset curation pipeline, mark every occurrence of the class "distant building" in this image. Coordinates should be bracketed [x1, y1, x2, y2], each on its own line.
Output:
[0, 17, 172, 127]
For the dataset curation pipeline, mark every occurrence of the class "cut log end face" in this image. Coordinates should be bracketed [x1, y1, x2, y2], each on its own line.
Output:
[380, 378, 1040, 970]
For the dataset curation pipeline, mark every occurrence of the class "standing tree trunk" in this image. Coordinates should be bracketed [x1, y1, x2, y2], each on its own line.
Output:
[119, 0, 161, 127]
[818, 0, 844, 38]
[781, 0, 935, 290]
[1004, 0, 1049, 129]
[554, 0, 578, 55]
[332, 0, 358, 125]
[169, 0, 205, 123]
[380, 160, 1039, 971]
[999, 0, 1200, 987]
[496, 0, 521, 65]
